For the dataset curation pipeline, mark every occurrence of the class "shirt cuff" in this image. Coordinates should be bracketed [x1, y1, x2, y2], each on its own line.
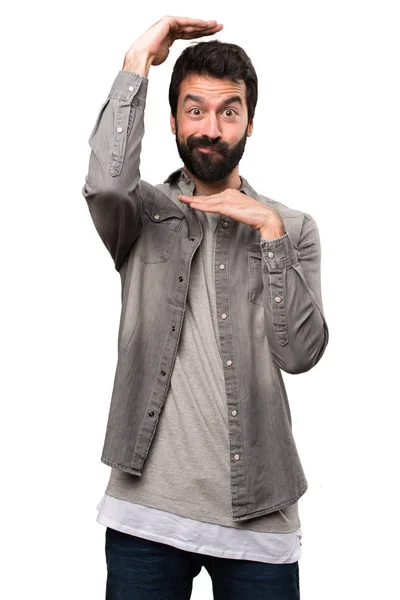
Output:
[260, 233, 299, 271]
[108, 70, 148, 102]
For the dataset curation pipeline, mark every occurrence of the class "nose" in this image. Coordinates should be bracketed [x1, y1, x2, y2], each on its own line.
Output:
[199, 113, 222, 140]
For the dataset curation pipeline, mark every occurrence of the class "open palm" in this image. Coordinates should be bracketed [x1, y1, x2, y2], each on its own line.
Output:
[129, 16, 223, 67]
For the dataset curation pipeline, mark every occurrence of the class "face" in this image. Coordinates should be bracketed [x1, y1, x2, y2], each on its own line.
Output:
[170, 74, 253, 183]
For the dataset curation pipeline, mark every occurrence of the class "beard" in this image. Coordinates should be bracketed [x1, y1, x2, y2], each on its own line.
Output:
[175, 127, 248, 184]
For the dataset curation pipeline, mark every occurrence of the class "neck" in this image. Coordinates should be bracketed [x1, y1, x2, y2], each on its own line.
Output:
[183, 166, 242, 195]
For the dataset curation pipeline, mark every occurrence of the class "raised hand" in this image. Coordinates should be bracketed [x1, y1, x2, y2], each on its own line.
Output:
[123, 16, 223, 75]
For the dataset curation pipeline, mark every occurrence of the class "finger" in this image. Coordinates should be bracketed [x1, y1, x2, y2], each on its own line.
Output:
[178, 193, 222, 202]
[176, 23, 221, 33]
[177, 26, 223, 39]
[177, 196, 191, 204]
[180, 25, 223, 40]
[177, 194, 214, 202]
[180, 199, 223, 211]
[173, 17, 219, 29]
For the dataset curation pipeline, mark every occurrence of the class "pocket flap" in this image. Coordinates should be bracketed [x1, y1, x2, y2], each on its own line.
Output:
[143, 207, 184, 223]
[247, 244, 262, 259]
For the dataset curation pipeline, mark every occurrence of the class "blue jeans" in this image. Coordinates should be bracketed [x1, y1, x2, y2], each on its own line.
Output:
[105, 527, 300, 599]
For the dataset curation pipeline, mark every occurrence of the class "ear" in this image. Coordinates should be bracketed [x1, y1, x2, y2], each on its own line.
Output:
[247, 120, 254, 137]
[170, 113, 177, 135]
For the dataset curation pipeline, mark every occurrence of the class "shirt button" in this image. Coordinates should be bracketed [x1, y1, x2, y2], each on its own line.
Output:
[128, 85, 134, 92]
[221, 313, 227, 320]
[267, 251, 274, 258]
[226, 360, 233, 367]
[222, 222, 228, 228]
[231, 410, 237, 416]
[219, 264, 226, 270]
[233, 454, 240, 461]
[116, 127, 123, 133]
[154, 214, 160, 220]
[179, 276, 184, 282]
[275, 296, 282, 303]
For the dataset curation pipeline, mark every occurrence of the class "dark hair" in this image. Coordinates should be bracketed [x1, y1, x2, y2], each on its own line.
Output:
[169, 40, 258, 123]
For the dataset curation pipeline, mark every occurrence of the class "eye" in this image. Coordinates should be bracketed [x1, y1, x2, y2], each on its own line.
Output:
[188, 108, 202, 116]
[223, 109, 238, 117]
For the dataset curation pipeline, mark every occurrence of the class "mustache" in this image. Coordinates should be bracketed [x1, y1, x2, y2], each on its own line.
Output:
[187, 136, 229, 153]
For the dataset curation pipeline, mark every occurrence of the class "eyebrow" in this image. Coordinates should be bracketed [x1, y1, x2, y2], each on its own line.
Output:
[183, 94, 243, 108]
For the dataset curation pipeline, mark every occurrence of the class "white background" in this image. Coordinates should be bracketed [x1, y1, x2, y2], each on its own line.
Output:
[1, 1, 399, 598]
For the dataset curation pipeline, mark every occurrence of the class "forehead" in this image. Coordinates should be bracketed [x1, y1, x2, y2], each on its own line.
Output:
[178, 73, 247, 104]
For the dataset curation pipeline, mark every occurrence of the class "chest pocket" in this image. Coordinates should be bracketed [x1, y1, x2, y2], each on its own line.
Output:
[247, 245, 264, 306]
[139, 206, 184, 264]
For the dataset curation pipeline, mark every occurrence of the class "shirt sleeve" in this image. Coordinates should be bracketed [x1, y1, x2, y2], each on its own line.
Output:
[81, 70, 148, 271]
[260, 215, 329, 374]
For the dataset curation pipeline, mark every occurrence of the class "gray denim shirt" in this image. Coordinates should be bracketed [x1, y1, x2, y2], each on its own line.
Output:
[82, 70, 329, 522]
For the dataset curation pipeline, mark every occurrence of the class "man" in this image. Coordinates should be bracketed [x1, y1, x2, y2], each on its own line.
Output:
[82, 15, 329, 599]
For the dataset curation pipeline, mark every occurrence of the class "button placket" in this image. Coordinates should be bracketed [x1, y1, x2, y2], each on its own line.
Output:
[134, 202, 204, 474]
[214, 217, 246, 505]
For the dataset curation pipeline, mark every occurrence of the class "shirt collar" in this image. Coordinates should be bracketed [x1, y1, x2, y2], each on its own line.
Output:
[163, 167, 259, 198]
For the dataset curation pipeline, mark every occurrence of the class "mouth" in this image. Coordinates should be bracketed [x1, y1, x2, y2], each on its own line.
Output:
[196, 147, 219, 154]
